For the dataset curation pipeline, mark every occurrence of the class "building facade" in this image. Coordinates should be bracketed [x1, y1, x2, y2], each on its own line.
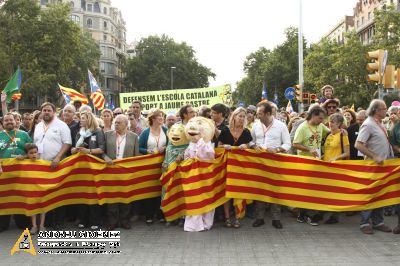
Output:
[354, 0, 400, 45]
[324, 0, 400, 45]
[39, 0, 128, 108]
[323, 16, 354, 44]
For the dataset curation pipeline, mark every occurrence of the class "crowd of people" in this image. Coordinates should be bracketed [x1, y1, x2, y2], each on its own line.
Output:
[0, 84, 399, 235]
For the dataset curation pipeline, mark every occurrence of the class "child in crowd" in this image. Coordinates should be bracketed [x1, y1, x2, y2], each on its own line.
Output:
[22, 143, 46, 234]
[319, 85, 335, 104]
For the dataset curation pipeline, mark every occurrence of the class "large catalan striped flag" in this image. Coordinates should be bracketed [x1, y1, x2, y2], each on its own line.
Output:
[58, 84, 88, 105]
[226, 149, 400, 212]
[0, 153, 163, 216]
[160, 150, 229, 221]
[88, 69, 105, 110]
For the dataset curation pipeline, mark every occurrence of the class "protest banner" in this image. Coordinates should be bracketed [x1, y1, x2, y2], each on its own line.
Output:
[119, 84, 232, 112]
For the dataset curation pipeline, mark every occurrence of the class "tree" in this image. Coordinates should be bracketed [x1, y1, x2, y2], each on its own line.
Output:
[234, 27, 306, 108]
[0, 0, 100, 108]
[124, 35, 215, 91]
[304, 32, 370, 108]
[373, 5, 400, 67]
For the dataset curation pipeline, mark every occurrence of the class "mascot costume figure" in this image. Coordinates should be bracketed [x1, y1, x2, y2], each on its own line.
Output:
[183, 117, 216, 232]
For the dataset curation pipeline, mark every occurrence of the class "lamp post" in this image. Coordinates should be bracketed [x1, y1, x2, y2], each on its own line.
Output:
[171, 66, 176, 90]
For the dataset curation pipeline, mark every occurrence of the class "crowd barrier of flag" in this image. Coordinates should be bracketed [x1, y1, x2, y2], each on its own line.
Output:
[0, 153, 163, 216]
[1, 149, 400, 219]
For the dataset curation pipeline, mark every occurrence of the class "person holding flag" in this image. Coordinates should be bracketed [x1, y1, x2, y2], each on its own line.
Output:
[1, 67, 21, 116]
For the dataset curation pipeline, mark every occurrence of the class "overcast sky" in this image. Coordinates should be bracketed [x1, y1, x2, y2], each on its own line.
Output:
[112, 0, 356, 88]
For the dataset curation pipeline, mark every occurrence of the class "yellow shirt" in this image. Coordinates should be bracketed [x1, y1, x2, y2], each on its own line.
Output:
[323, 132, 349, 161]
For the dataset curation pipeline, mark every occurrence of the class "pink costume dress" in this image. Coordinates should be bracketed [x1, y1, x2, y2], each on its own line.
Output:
[183, 138, 215, 232]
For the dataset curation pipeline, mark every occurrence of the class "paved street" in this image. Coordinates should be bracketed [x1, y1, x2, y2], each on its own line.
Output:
[1, 210, 400, 266]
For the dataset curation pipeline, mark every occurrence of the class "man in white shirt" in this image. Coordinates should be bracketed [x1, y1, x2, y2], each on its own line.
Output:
[250, 102, 291, 229]
[33, 102, 72, 229]
[34, 102, 72, 165]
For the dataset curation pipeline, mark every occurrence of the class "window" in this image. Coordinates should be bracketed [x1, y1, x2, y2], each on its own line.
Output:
[70, 1, 74, 8]
[94, 2, 100, 13]
[87, 4, 92, 12]
[368, 12, 371, 20]
[100, 62, 105, 73]
[81, 0, 86, 10]
[40, 0, 48, 5]
[70, 15, 80, 23]
[100, 46, 106, 55]
[103, 7, 107, 14]
[361, 17, 364, 25]
[104, 21, 107, 30]
[103, 34, 107, 41]
[87, 18, 92, 28]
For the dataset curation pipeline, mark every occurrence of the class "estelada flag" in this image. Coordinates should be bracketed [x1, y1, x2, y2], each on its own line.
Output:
[58, 84, 88, 105]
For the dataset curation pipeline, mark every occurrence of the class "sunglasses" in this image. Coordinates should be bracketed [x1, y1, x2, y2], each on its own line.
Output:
[114, 112, 122, 115]
[326, 106, 337, 109]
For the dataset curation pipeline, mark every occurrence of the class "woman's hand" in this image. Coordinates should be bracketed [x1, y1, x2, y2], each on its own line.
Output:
[223, 144, 232, 150]
[158, 146, 166, 153]
[104, 157, 113, 165]
[78, 147, 89, 154]
[239, 144, 247, 150]
[71, 148, 78, 154]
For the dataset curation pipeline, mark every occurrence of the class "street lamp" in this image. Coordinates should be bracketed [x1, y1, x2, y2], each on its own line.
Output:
[171, 66, 176, 90]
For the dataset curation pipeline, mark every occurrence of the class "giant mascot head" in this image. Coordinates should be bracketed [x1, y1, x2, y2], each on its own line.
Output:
[184, 116, 215, 143]
[168, 123, 189, 146]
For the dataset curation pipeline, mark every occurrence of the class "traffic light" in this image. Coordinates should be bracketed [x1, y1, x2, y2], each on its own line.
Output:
[395, 68, 400, 89]
[366, 49, 385, 83]
[302, 93, 310, 105]
[309, 94, 318, 104]
[295, 84, 302, 102]
[383, 65, 395, 89]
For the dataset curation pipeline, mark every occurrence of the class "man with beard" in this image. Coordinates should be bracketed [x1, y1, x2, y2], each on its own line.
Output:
[34, 102, 71, 230]
[0, 113, 32, 232]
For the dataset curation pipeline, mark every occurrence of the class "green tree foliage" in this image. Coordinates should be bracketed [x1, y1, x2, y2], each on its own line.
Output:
[234, 27, 306, 107]
[373, 5, 400, 67]
[124, 35, 215, 91]
[0, 0, 100, 104]
[304, 32, 370, 108]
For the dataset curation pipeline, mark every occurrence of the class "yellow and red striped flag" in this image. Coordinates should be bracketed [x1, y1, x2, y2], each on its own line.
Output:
[91, 91, 105, 110]
[160, 149, 229, 221]
[11, 93, 22, 101]
[226, 149, 400, 212]
[88, 69, 105, 110]
[0, 153, 163, 216]
[59, 84, 88, 105]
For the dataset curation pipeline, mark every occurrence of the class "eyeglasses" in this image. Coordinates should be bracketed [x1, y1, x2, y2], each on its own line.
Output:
[114, 113, 122, 115]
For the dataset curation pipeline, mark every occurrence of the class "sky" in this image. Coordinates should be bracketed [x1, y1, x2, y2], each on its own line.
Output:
[112, 0, 356, 88]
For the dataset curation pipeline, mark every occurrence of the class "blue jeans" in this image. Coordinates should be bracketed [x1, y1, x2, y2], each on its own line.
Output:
[360, 208, 384, 227]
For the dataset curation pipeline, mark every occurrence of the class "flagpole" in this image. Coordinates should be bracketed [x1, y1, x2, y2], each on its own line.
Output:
[298, 0, 304, 113]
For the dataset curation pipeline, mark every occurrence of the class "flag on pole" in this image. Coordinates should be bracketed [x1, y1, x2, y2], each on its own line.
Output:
[58, 84, 89, 105]
[88, 70, 105, 110]
[11, 93, 22, 101]
[2, 67, 21, 103]
[261, 81, 268, 100]
[286, 100, 293, 113]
